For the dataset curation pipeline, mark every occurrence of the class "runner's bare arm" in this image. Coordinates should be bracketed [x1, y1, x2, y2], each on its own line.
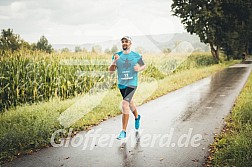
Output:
[134, 64, 146, 72]
[134, 56, 146, 72]
[108, 54, 119, 74]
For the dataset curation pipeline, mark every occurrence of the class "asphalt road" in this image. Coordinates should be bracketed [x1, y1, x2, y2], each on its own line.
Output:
[3, 60, 252, 167]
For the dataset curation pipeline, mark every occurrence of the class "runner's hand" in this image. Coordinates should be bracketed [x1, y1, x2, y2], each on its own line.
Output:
[112, 54, 119, 65]
[134, 65, 139, 71]
[134, 64, 146, 72]
[114, 54, 119, 61]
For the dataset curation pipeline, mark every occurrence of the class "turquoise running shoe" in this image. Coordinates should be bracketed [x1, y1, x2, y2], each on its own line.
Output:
[117, 130, 126, 140]
[135, 115, 141, 130]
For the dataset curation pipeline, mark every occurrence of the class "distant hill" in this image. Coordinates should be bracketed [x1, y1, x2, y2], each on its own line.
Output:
[52, 33, 209, 53]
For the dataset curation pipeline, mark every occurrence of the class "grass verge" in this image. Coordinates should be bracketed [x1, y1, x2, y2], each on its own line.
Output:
[0, 60, 238, 164]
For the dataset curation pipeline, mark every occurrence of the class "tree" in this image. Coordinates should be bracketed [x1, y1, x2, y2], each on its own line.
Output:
[220, 1, 252, 58]
[162, 48, 171, 54]
[171, 1, 224, 61]
[0, 28, 22, 55]
[171, 0, 252, 61]
[111, 45, 118, 53]
[82, 48, 88, 53]
[104, 48, 111, 54]
[61, 48, 70, 53]
[91, 45, 102, 54]
[36, 35, 53, 53]
[75, 46, 82, 52]
[20, 40, 31, 50]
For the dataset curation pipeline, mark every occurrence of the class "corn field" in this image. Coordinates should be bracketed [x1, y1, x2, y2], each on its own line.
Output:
[0, 51, 116, 112]
[0, 51, 216, 112]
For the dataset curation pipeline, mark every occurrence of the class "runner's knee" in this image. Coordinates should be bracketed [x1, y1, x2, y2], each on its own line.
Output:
[129, 100, 136, 111]
[122, 100, 130, 114]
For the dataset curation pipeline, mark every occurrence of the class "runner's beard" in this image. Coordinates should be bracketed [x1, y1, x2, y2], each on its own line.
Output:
[122, 45, 129, 51]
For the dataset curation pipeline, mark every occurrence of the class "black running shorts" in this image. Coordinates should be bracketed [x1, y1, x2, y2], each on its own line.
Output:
[119, 86, 137, 102]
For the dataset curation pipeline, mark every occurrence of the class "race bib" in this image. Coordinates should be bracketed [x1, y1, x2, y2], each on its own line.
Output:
[121, 70, 133, 80]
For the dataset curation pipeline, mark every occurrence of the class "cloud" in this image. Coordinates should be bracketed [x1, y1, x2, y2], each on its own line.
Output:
[0, 0, 17, 6]
[0, 0, 184, 44]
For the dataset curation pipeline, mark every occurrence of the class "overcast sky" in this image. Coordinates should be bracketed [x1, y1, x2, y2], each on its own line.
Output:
[0, 0, 185, 44]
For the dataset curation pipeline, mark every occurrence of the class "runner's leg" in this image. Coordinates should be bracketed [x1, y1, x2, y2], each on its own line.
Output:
[130, 100, 138, 119]
[120, 87, 137, 131]
[122, 100, 130, 131]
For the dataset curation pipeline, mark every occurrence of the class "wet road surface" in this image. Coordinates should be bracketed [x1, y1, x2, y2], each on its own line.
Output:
[3, 61, 252, 167]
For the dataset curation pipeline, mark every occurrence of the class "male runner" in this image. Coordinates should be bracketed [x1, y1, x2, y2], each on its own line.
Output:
[108, 36, 146, 140]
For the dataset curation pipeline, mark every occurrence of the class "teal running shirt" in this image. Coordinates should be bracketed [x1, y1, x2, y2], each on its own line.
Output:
[112, 51, 144, 89]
